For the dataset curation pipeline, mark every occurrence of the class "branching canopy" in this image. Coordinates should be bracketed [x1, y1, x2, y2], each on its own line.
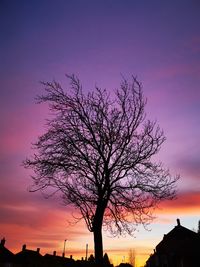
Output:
[24, 75, 178, 236]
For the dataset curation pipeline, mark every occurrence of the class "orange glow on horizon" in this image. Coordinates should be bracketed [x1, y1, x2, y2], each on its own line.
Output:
[1, 191, 200, 267]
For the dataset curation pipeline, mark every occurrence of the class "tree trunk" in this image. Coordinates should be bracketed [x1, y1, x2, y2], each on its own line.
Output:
[93, 223, 103, 265]
[93, 200, 106, 266]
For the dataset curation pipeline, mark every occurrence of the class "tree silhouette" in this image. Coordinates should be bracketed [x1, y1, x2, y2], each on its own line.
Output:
[24, 75, 178, 265]
[128, 249, 135, 267]
[103, 253, 111, 266]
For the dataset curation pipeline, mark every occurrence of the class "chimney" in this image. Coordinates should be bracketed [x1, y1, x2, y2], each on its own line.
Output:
[1, 238, 5, 246]
[37, 248, 40, 253]
[22, 244, 26, 251]
[177, 218, 181, 226]
[70, 255, 73, 259]
[53, 251, 56, 256]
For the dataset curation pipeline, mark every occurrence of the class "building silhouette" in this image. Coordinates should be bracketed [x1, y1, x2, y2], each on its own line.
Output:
[14, 244, 43, 267]
[0, 238, 112, 267]
[145, 219, 200, 267]
[0, 238, 14, 267]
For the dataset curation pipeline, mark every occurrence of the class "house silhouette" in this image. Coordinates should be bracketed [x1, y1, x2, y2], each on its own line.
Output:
[43, 251, 75, 267]
[145, 219, 200, 267]
[14, 244, 43, 267]
[0, 240, 99, 267]
[0, 238, 14, 266]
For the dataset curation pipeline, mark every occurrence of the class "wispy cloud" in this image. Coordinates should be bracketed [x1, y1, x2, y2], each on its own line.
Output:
[157, 191, 200, 214]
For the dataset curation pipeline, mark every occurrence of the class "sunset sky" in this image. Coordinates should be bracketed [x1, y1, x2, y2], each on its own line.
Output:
[0, 1, 200, 266]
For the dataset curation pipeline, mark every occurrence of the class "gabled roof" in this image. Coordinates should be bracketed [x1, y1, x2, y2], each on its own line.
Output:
[15, 245, 43, 264]
[156, 219, 200, 254]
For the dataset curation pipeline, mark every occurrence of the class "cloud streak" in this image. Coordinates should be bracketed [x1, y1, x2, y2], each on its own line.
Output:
[157, 191, 200, 214]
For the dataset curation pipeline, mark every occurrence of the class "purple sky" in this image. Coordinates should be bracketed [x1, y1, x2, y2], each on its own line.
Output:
[1, 1, 200, 265]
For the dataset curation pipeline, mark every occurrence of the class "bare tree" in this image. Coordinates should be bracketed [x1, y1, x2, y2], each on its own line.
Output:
[24, 75, 178, 265]
[128, 249, 136, 267]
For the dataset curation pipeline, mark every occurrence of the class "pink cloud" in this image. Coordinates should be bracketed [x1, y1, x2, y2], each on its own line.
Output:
[0, 201, 89, 255]
[157, 191, 200, 214]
